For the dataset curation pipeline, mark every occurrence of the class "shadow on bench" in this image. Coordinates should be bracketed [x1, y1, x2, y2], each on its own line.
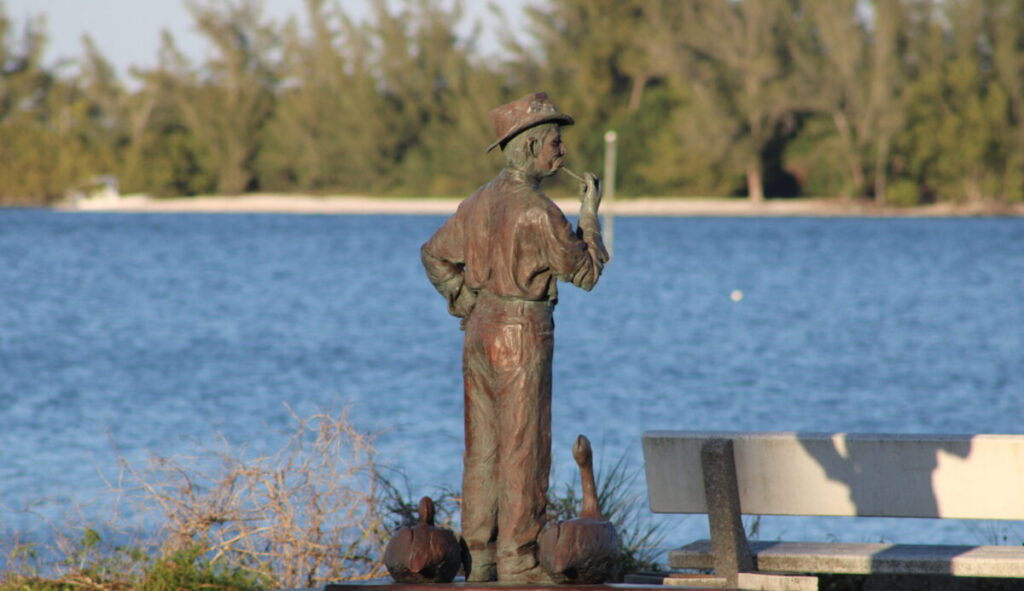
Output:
[641, 431, 1024, 590]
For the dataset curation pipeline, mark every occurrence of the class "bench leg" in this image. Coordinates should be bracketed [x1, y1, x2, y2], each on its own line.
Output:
[701, 438, 755, 587]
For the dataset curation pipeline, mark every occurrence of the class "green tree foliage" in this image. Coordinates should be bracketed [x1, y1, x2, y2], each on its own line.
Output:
[181, 0, 279, 194]
[121, 33, 214, 196]
[625, 4, 738, 196]
[45, 36, 127, 195]
[257, 0, 387, 193]
[990, 0, 1024, 203]
[894, 0, 1013, 203]
[0, 6, 61, 203]
[3, 0, 1024, 206]
[258, 0, 504, 195]
[789, 0, 870, 196]
[676, 0, 803, 201]
[379, 0, 508, 195]
[513, 1, 647, 168]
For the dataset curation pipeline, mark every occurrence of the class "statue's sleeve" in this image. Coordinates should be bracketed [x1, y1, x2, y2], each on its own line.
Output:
[421, 208, 476, 318]
[539, 205, 609, 291]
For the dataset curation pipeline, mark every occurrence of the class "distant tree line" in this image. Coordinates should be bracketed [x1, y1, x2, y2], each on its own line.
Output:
[2, 0, 1024, 206]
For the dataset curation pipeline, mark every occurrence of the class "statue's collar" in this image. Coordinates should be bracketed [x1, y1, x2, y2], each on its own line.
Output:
[503, 167, 542, 188]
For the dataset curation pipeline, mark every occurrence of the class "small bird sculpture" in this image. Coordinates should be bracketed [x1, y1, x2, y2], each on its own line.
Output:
[383, 496, 462, 583]
[538, 434, 622, 584]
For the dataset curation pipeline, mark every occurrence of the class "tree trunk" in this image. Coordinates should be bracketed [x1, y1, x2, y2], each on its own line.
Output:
[873, 135, 890, 204]
[629, 74, 648, 112]
[831, 110, 865, 195]
[746, 160, 764, 203]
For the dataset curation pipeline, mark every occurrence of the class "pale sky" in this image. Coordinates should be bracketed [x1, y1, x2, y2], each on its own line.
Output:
[3, 0, 528, 80]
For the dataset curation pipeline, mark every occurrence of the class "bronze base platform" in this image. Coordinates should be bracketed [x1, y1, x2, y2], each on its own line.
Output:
[325, 576, 715, 591]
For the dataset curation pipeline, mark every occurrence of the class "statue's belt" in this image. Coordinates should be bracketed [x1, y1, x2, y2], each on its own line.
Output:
[471, 290, 554, 319]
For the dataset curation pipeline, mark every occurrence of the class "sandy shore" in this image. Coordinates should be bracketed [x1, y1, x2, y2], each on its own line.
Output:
[63, 193, 1024, 217]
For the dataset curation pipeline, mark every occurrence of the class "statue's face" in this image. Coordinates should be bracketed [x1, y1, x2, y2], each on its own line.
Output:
[536, 128, 565, 177]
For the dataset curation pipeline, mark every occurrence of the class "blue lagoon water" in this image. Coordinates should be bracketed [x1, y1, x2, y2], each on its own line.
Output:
[1, 210, 1022, 551]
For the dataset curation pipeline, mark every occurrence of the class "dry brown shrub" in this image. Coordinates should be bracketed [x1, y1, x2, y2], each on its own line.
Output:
[117, 406, 390, 588]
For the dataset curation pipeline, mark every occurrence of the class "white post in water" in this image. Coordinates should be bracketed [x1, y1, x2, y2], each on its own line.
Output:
[603, 130, 617, 256]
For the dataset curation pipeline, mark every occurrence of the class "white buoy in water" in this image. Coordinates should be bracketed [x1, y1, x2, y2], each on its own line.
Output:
[731, 290, 744, 302]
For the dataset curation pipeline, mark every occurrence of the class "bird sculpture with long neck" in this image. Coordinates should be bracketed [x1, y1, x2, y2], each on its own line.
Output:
[538, 435, 622, 583]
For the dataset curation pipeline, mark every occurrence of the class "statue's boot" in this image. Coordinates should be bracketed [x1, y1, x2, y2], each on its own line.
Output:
[464, 543, 497, 582]
[497, 550, 557, 585]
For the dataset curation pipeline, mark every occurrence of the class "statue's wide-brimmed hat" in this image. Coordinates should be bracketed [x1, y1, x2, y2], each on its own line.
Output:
[486, 92, 574, 153]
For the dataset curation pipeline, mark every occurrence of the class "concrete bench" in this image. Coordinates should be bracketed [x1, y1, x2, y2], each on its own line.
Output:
[642, 431, 1024, 590]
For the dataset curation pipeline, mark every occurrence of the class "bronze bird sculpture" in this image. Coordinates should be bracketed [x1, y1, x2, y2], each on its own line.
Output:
[538, 435, 622, 583]
[383, 496, 462, 583]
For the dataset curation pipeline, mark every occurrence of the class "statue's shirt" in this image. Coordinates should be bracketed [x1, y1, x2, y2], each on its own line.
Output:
[422, 169, 606, 317]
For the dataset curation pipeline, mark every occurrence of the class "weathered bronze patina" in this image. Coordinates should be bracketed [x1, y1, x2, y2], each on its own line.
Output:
[538, 435, 622, 584]
[421, 92, 609, 584]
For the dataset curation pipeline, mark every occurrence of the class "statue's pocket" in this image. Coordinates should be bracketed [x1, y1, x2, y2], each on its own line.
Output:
[487, 324, 524, 369]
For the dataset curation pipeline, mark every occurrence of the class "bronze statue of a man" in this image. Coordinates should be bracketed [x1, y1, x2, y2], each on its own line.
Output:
[421, 92, 609, 583]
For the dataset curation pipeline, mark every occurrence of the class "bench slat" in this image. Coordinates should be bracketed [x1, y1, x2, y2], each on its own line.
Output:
[670, 540, 1024, 578]
[643, 431, 1024, 519]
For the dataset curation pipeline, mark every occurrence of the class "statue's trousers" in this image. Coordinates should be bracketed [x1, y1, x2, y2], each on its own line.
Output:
[461, 292, 553, 579]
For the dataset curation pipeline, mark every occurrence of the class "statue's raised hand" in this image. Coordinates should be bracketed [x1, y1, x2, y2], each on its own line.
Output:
[579, 172, 602, 213]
